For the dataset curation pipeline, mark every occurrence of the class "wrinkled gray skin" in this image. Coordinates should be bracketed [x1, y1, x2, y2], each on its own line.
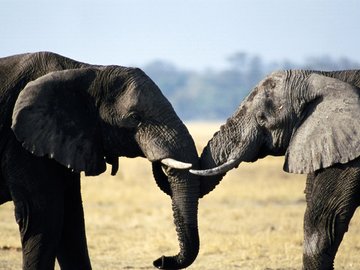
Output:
[0, 52, 201, 270]
[193, 70, 360, 269]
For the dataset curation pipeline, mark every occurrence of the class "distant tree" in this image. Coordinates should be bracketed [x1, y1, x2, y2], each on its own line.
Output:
[143, 60, 190, 97]
[141, 53, 360, 121]
[246, 55, 264, 87]
[227, 52, 249, 73]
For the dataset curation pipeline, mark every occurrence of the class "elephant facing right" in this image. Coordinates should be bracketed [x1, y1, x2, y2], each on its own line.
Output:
[191, 70, 360, 269]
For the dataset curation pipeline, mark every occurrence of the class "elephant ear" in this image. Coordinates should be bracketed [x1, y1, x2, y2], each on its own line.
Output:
[12, 68, 107, 176]
[284, 73, 360, 174]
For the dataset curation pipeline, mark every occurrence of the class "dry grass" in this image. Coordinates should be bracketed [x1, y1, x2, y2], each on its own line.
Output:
[1, 122, 360, 269]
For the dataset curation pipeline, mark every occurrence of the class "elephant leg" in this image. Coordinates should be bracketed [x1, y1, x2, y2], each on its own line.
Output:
[56, 174, 92, 270]
[2, 141, 65, 270]
[0, 182, 11, 204]
[303, 161, 360, 270]
[9, 181, 65, 270]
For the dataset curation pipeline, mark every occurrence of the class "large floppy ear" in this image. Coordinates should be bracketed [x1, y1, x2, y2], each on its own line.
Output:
[12, 68, 107, 176]
[284, 74, 360, 174]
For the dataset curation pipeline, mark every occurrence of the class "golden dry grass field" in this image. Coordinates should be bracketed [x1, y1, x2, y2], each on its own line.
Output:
[1, 122, 360, 269]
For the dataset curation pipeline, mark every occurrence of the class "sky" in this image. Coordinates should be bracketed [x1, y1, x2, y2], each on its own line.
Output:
[1, 0, 359, 71]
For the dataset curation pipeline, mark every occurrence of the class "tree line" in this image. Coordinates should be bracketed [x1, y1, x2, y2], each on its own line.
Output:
[143, 52, 360, 121]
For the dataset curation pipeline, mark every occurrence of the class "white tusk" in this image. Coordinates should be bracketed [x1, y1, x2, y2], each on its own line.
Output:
[189, 159, 238, 176]
[161, 158, 192, 169]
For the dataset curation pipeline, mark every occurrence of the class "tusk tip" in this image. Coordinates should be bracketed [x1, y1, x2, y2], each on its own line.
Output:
[189, 159, 239, 176]
[189, 169, 218, 176]
[189, 169, 200, 174]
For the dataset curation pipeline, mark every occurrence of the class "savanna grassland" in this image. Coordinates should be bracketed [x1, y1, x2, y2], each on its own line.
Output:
[1, 122, 360, 269]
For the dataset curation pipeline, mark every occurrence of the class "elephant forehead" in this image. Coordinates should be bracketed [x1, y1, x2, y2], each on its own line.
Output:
[117, 82, 167, 114]
[259, 72, 286, 88]
[262, 73, 287, 95]
[243, 74, 288, 112]
[269, 70, 286, 78]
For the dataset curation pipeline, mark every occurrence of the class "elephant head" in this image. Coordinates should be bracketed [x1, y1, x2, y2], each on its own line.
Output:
[11, 65, 200, 269]
[191, 70, 360, 194]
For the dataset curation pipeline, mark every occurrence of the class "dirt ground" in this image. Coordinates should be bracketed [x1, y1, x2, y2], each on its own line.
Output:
[1, 122, 360, 269]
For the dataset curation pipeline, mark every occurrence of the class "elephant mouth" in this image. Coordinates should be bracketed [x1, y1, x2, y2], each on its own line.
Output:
[151, 159, 193, 196]
[138, 134, 195, 171]
[152, 162, 172, 196]
[151, 158, 195, 196]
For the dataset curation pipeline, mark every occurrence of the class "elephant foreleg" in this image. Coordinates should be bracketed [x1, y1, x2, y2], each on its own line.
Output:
[10, 182, 65, 270]
[3, 141, 66, 270]
[0, 181, 11, 204]
[303, 160, 360, 270]
[56, 174, 92, 270]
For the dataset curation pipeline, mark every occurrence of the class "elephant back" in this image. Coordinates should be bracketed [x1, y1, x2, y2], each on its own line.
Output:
[0, 52, 87, 142]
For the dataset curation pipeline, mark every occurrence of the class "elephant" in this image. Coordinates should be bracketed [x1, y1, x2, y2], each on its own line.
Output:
[190, 70, 360, 269]
[0, 52, 201, 270]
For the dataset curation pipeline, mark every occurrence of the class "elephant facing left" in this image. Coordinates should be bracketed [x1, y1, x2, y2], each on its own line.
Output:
[0, 52, 200, 270]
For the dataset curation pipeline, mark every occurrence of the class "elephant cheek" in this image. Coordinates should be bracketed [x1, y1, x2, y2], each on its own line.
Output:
[142, 145, 169, 162]
[134, 131, 169, 162]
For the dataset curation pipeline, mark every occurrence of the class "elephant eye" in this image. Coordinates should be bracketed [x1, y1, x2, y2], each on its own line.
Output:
[256, 111, 268, 126]
[128, 111, 142, 123]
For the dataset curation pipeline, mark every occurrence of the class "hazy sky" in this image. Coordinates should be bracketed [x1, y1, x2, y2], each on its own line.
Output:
[1, 0, 359, 70]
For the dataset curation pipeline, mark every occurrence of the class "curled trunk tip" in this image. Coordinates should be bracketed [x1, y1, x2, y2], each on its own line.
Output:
[153, 236, 199, 269]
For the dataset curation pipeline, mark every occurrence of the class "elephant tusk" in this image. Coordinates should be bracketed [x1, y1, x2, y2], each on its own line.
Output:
[161, 158, 192, 169]
[189, 158, 238, 176]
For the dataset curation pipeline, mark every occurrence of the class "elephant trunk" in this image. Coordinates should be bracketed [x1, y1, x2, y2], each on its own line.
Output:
[195, 127, 235, 197]
[148, 119, 200, 269]
[154, 171, 200, 269]
[194, 114, 259, 197]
